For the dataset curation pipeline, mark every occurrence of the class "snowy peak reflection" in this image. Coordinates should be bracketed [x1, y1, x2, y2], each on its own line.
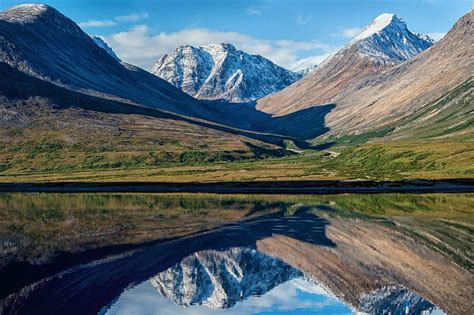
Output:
[151, 247, 301, 308]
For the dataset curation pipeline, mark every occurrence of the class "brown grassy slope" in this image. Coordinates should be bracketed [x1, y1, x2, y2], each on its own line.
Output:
[257, 43, 393, 116]
[0, 98, 290, 174]
[257, 11, 473, 137]
[258, 218, 473, 314]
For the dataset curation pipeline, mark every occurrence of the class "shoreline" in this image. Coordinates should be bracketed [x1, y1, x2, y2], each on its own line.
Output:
[0, 179, 473, 194]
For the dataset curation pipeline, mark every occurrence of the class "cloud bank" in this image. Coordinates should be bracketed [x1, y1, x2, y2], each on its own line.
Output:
[102, 25, 337, 71]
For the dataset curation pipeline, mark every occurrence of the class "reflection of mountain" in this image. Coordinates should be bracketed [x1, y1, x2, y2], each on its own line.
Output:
[0, 207, 466, 314]
[151, 247, 301, 308]
[359, 286, 438, 314]
[149, 246, 440, 314]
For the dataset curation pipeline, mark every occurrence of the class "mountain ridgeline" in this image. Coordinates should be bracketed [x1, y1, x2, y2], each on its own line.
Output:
[257, 11, 473, 140]
[0, 3, 472, 176]
[257, 13, 435, 116]
[0, 4, 212, 119]
[91, 35, 121, 62]
[152, 43, 301, 102]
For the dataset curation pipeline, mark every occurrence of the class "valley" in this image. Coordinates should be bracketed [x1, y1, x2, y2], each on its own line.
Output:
[0, 5, 471, 186]
[0, 2, 472, 315]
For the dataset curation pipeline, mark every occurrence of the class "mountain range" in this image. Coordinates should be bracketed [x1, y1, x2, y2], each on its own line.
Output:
[0, 3, 472, 177]
[257, 13, 434, 116]
[257, 11, 473, 140]
[152, 43, 301, 102]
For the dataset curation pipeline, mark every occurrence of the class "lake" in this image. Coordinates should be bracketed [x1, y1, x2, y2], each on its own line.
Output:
[0, 193, 472, 314]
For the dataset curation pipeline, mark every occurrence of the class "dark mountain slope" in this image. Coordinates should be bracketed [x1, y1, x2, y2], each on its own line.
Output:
[0, 4, 214, 119]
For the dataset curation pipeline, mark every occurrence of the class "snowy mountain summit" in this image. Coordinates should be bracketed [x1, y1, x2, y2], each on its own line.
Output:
[349, 13, 434, 63]
[152, 43, 301, 102]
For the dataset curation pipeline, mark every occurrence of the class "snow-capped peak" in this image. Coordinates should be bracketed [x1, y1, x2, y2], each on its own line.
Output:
[351, 13, 396, 43]
[9, 3, 50, 12]
[152, 42, 301, 102]
[0, 3, 52, 23]
[346, 13, 434, 63]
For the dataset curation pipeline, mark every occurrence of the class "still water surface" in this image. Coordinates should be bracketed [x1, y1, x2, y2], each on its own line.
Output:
[0, 193, 471, 314]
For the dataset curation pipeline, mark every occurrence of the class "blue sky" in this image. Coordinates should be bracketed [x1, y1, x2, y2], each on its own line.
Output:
[0, 0, 471, 70]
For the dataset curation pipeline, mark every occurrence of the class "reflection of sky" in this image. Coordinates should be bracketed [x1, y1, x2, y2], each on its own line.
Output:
[104, 278, 353, 315]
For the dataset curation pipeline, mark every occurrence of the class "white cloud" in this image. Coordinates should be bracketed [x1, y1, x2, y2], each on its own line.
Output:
[291, 52, 335, 72]
[245, 7, 262, 16]
[426, 32, 446, 41]
[102, 25, 337, 71]
[333, 27, 363, 38]
[79, 19, 116, 28]
[296, 13, 312, 25]
[116, 12, 149, 22]
[79, 12, 149, 28]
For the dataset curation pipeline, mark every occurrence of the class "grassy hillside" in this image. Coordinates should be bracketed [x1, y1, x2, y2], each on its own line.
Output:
[0, 138, 472, 183]
[0, 75, 472, 183]
[388, 78, 473, 140]
[0, 96, 288, 176]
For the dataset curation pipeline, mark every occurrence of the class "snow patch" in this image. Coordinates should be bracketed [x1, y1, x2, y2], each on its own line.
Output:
[351, 13, 395, 43]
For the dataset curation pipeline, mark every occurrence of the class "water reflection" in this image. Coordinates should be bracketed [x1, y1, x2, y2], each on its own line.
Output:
[104, 247, 441, 315]
[105, 278, 354, 315]
[151, 248, 301, 309]
[0, 193, 472, 314]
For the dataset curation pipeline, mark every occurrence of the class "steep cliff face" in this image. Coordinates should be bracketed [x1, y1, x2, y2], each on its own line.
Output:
[152, 43, 301, 102]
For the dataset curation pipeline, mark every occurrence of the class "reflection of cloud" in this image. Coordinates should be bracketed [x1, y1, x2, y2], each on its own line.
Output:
[292, 277, 329, 295]
[105, 278, 352, 315]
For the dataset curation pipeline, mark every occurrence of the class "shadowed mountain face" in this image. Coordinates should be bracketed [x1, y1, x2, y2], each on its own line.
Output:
[0, 4, 213, 119]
